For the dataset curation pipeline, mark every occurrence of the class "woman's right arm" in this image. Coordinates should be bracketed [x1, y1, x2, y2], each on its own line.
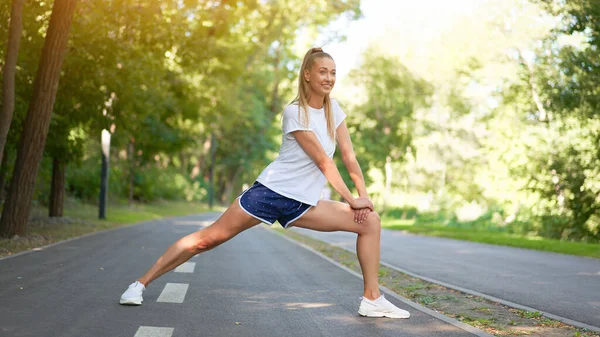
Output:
[290, 130, 373, 211]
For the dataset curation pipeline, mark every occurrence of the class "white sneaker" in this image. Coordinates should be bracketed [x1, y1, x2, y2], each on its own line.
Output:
[119, 281, 145, 305]
[358, 294, 410, 318]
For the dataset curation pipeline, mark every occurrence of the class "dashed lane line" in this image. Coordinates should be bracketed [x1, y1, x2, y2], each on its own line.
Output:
[157, 283, 189, 303]
[174, 262, 196, 273]
[133, 326, 174, 337]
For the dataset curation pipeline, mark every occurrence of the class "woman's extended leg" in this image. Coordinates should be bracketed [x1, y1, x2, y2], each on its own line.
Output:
[120, 198, 261, 305]
[138, 199, 262, 286]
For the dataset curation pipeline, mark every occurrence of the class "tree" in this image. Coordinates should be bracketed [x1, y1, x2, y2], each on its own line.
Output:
[0, 0, 362, 219]
[490, 0, 600, 240]
[0, 0, 77, 237]
[347, 51, 432, 207]
[0, 0, 25, 166]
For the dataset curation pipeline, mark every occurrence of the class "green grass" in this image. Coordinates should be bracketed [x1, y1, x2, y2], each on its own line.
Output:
[61, 199, 219, 225]
[0, 199, 222, 257]
[382, 219, 600, 258]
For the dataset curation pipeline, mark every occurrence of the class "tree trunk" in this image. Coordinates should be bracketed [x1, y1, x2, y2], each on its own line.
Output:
[0, 153, 9, 202]
[179, 151, 187, 175]
[208, 132, 217, 209]
[269, 46, 282, 115]
[128, 139, 135, 206]
[218, 172, 227, 203]
[190, 137, 211, 180]
[0, 0, 77, 238]
[0, 0, 25, 166]
[223, 166, 242, 203]
[517, 49, 550, 122]
[383, 156, 393, 210]
[49, 158, 65, 217]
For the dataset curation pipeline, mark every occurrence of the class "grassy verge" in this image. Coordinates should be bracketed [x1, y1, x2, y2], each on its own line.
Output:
[382, 220, 600, 259]
[277, 228, 600, 337]
[0, 199, 221, 258]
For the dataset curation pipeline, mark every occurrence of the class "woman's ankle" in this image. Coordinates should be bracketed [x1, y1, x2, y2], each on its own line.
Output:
[363, 289, 381, 300]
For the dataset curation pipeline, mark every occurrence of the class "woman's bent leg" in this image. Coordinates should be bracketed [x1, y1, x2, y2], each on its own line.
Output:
[288, 200, 381, 300]
[138, 198, 261, 286]
[289, 201, 409, 318]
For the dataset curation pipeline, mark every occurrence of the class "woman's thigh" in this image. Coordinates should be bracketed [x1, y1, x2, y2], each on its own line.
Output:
[289, 199, 379, 235]
[203, 197, 262, 240]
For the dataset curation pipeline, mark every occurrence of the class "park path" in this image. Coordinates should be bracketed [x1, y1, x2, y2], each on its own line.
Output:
[0, 213, 485, 337]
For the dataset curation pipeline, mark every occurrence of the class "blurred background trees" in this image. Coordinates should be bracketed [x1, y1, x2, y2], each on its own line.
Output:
[0, 0, 598, 242]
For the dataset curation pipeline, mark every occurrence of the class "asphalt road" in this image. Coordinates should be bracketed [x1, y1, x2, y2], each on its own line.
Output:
[293, 227, 600, 330]
[0, 213, 483, 337]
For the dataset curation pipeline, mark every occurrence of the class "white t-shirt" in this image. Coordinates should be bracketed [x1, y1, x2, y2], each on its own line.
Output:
[256, 99, 347, 206]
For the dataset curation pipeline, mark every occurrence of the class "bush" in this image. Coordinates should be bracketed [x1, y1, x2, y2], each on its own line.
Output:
[415, 211, 448, 225]
[66, 156, 127, 203]
[131, 167, 209, 202]
[448, 207, 505, 231]
[538, 215, 588, 241]
[133, 167, 185, 202]
[66, 158, 102, 202]
[382, 206, 418, 219]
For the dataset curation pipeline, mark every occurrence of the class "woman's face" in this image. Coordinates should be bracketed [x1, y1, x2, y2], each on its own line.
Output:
[304, 57, 336, 96]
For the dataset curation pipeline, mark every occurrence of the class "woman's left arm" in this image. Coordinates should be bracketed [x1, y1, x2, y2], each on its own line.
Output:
[336, 121, 369, 199]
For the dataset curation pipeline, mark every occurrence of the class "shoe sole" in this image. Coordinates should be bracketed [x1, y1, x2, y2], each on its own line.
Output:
[119, 298, 142, 306]
[358, 310, 410, 319]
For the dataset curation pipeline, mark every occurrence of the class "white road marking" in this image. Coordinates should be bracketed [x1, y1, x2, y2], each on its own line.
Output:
[157, 283, 189, 303]
[133, 326, 174, 337]
[175, 262, 196, 273]
[173, 220, 212, 227]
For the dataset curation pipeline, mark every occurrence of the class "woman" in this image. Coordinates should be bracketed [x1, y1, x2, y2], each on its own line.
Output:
[119, 47, 410, 319]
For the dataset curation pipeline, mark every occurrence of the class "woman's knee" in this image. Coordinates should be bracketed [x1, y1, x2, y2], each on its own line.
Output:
[360, 211, 381, 235]
[187, 232, 224, 253]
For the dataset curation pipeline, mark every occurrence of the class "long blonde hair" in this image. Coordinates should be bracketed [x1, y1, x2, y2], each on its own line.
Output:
[291, 47, 335, 140]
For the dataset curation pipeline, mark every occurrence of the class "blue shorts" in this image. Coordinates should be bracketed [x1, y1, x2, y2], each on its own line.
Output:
[238, 182, 312, 228]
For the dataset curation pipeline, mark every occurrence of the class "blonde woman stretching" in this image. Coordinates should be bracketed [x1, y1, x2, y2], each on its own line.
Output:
[119, 47, 410, 319]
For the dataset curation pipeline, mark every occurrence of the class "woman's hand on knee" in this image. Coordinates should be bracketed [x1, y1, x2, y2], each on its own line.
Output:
[353, 208, 371, 224]
[350, 197, 374, 211]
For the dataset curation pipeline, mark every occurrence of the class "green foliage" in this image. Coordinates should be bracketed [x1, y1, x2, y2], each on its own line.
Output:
[66, 159, 103, 202]
[4, 0, 600, 245]
[415, 212, 450, 226]
[493, 0, 600, 241]
[132, 167, 204, 202]
[448, 207, 506, 231]
[382, 220, 600, 258]
[382, 206, 418, 220]
[2, 0, 362, 211]
[349, 51, 432, 169]
[523, 119, 600, 241]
